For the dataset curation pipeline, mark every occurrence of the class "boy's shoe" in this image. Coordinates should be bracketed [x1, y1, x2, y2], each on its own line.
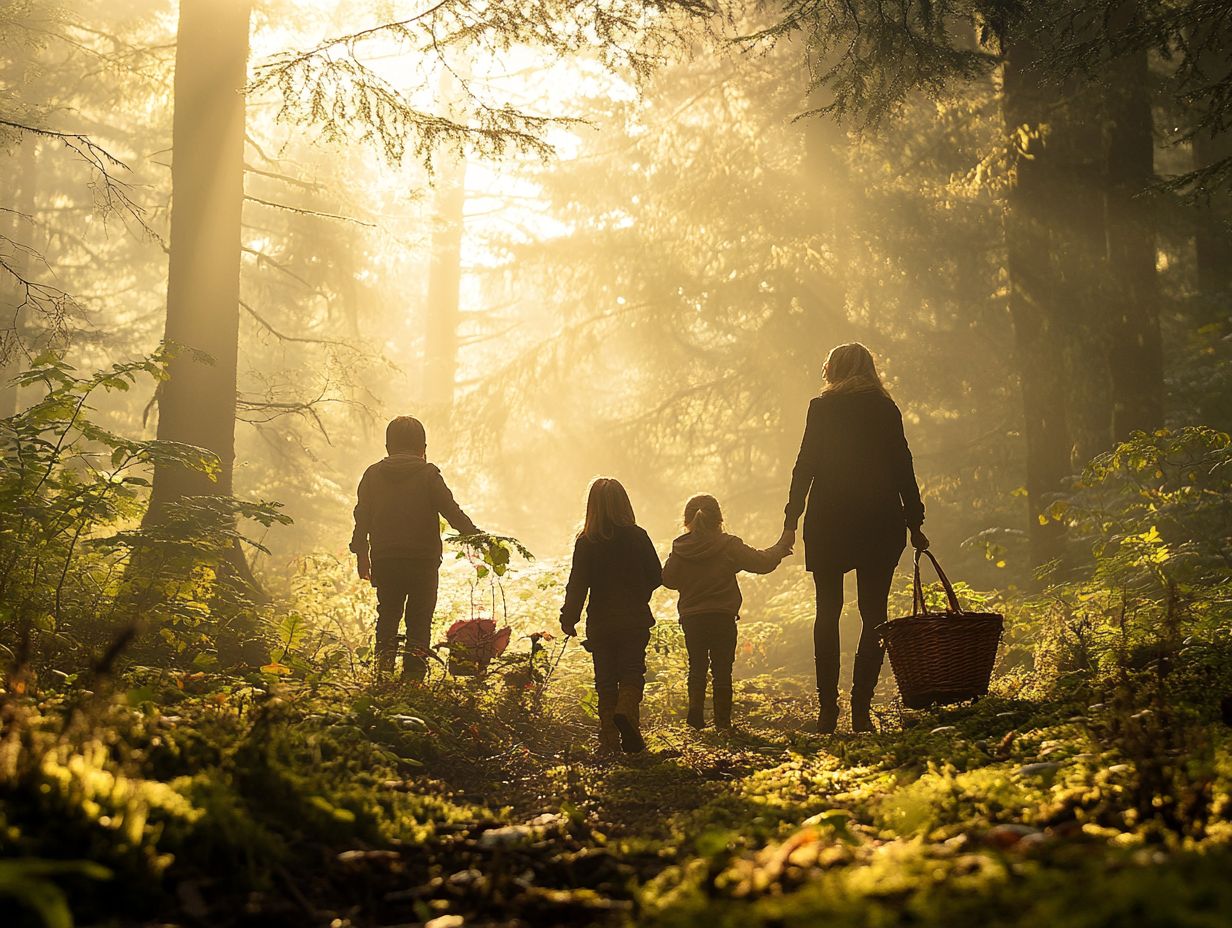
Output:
[613, 687, 646, 753]
[817, 701, 839, 734]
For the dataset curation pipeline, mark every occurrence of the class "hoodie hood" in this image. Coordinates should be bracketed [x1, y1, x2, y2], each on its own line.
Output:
[374, 453, 433, 481]
[670, 530, 737, 561]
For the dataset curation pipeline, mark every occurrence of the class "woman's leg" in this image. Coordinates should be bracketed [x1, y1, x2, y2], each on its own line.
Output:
[812, 568, 845, 726]
[851, 560, 898, 731]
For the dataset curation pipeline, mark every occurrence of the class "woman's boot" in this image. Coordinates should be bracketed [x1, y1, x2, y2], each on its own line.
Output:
[816, 657, 839, 733]
[686, 685, 706, 729]
[817, 698, 839, 734]
[850, 647, 884, 733]
[613, 685, 646, 753]
[713, 684, 733, 730]
[597, 692, 620, 753]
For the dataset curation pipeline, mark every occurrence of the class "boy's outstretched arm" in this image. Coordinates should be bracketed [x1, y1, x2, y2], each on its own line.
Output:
[350, 470, 373, 581]
[430, 466, 479, 535]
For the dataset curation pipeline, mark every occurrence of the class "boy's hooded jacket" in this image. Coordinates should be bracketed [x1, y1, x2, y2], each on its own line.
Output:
[350, 453, 477, 562]
[661, 531, 782, 618]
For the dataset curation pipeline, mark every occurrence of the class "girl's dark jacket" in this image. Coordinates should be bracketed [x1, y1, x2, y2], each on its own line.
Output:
[784, 390, 925, 572]
[560, 524, 662, 635]
[661, 531, 782, 619]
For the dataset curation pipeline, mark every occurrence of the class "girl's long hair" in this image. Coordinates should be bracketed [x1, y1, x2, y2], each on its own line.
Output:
[821, 342, 891, 399]
[580, 477, 637, 541]
[683, 494, 723, 534]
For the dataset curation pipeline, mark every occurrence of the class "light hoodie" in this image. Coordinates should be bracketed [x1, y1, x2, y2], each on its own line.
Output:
[350, 453, 477, 562]
[661, 530, 783, 619]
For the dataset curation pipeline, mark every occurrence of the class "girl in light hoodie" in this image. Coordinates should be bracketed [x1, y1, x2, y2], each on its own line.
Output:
[661, 495, 789, 729]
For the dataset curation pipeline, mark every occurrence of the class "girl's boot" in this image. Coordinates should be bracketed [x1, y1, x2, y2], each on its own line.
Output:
[713, 685, 733, 730]
[613, 685, 646, 753]
[597, 693, 620, 753]
[686, 685, 706, 729]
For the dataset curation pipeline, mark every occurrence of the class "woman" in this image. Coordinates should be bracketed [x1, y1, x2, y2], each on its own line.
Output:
[560, 477, 663, 753]
[778, 343, 928, 733]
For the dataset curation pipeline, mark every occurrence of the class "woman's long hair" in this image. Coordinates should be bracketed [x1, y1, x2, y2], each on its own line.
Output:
[683, 494, 723, 534]
[580, 477, 637, 541]
[821, 342, 891, 398]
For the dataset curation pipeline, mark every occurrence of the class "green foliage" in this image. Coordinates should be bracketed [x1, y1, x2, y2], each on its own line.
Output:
[0, 350, 291, 672]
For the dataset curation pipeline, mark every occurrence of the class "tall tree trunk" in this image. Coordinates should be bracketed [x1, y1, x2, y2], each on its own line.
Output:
[1103, 7, 1163, 441]
[1001, 31, 1074, 568]
[146, 0, 251, 522]
[423, 156, 467, 413]
[1193, 34, 1232, 298]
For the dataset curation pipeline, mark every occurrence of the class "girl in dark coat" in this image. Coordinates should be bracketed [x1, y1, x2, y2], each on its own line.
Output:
[560, 477, 663, 753]
[778, 343, 928, 733]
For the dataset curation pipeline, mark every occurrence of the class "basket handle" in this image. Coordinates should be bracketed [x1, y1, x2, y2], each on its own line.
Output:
[912, 548, 963, 616]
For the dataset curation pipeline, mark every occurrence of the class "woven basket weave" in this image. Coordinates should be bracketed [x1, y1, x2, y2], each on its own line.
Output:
[882, 550, 1004, 710]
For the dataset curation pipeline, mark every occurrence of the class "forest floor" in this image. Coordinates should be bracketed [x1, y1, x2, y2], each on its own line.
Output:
[7, 659, 1230, 928]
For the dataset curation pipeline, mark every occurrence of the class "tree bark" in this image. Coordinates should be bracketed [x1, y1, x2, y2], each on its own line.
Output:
[1001, 31, 1075, 568]
[146, 0, 251, 518]
[1103, 33, 1163, 441]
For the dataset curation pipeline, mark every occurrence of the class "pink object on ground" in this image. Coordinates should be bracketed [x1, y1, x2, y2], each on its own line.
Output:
[444, 618, 512, 675]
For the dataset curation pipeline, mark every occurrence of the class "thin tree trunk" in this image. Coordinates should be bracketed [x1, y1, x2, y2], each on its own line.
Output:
[2, 84, 38, 418]
[422, 69, 468, 418]
[1103, 34, 1163, 440]
[145, 0, 251, 525]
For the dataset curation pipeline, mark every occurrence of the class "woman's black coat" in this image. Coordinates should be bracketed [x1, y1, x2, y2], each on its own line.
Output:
[784, 390, 925, 572]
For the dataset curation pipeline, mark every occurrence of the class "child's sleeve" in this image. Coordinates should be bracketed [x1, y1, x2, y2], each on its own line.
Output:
[560, 537, 589, 632]
[349, 470, 372, 556]
[661, 551, 681, 590]
[641, 531, 663, 595]
[731, 537, 783, 575]
[430, 466, 479, 534]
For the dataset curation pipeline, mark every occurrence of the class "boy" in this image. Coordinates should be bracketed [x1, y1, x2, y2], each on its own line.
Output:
[351, 416, 479, 681]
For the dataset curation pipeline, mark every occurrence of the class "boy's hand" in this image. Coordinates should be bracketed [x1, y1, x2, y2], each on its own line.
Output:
[910, 527, 930, 551]
[356, 553, 372, 582]
[560, 618, 578, 638]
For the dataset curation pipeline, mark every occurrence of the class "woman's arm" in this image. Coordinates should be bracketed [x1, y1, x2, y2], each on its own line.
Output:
[784, 399, 824, 532]
[559, 538, 590, 634]
[890, 405, 925, 530]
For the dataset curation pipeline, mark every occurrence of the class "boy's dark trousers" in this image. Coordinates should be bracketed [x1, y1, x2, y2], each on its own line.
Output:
[372, 558, 440, 681]
[680, 613, 737, 726]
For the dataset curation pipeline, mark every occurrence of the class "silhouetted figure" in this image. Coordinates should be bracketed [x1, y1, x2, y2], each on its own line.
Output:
[560, 477, 662, 753]
[778, 344, 928, 733]
[662, 495, 788, 729]
[351, 416, 479, 681]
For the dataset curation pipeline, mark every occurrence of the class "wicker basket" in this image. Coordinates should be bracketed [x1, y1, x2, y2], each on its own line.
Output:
[882, 550, 1004, 710]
